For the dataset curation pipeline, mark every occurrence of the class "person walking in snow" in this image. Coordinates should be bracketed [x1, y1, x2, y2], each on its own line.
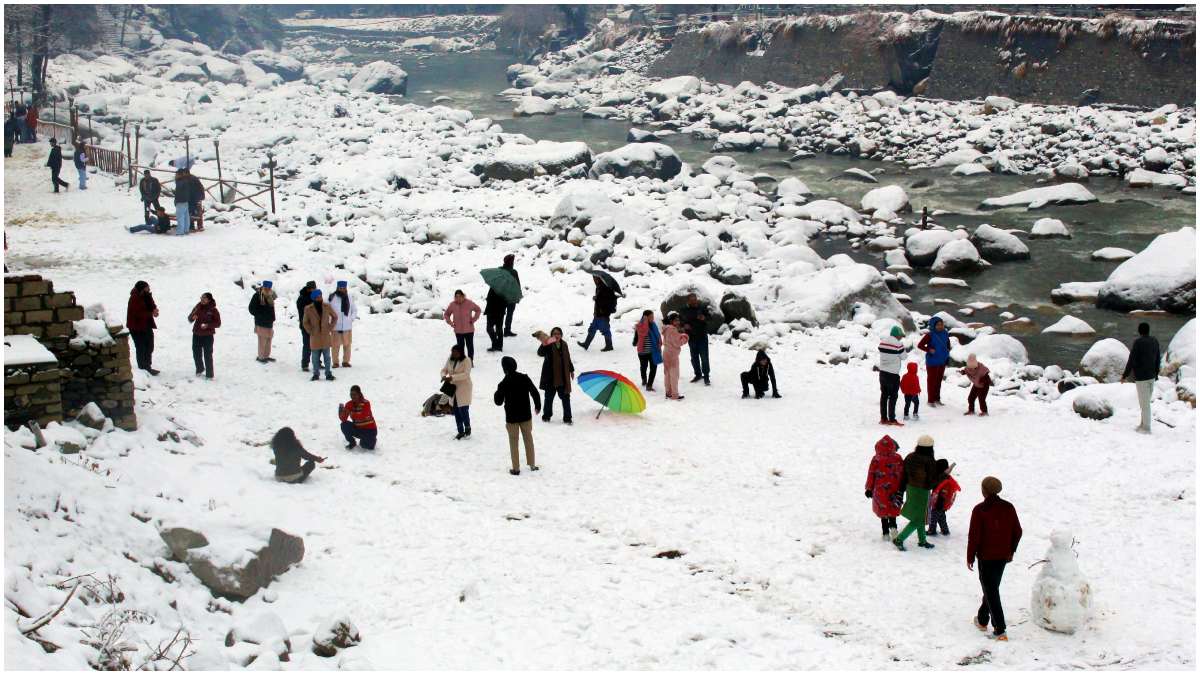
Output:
[248, 280, 277, 364]
[494, 355, 540, 475]
[46, 138, 69, 193]
[483, 285, 507, 352]
[441, 344, 474, 439]
[578, 275, 617, 352]
[329, 280, 356, 368]
[633, 310, 663, 392]
[1121, 322, 1161, 434]
[740, 349, 781, 399]
[126, 280, 160, 375]
[662, 312, 689, 400]
[865, 434, 904, 540]
[893, 434, 937, 551]
[681, 293, 711, 385]
[72, 142, 88, 190]
[537, 326, 574, 424]
[502, 253, 520, 337]
[296, 281, 316, 372]
[302, 289, 338, 381]
[272, 427, 325, 483]
[878, 326, 907, 425]
[917, 316, 951, 407]
[187, 292, 221, 379]
[138, 170, 163, 226]
[960, 354, 992, 416]
[339, 385, 377, 450]
[900, 362, 921, 420]
[443, 289, 481, 361]
[926, 459, 960, 536]
[172, 168, 191, 236]
[967, 476, 1022, 642]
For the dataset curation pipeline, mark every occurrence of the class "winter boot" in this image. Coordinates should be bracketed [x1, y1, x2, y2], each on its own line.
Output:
[917, 541, 935, 549]
[973, 617, 988, 632]
[892, 537, 906, 551]
[509, 469, 520, 476]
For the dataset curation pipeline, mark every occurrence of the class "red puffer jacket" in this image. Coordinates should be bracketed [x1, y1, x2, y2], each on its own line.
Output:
[126, 291, 157, 332]
[931, 475, 961, 512]
[865, 435, 904, 518]
[188, 302, 222, 336]
[967, 495, 1023, 563]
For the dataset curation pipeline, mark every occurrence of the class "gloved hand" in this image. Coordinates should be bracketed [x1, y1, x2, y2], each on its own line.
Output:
[891, 493, 904, 508]
[864, 489, 873, 499]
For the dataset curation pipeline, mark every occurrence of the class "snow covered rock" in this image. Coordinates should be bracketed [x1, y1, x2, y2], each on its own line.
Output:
[589, 143, 682, 180]
[971, 224, 1030, 261]
[159, 526, 305, 600]
[1071, 390, 1114, 420]
[709, 251, 752, 285]
[312, 616, 362, 658]
[626, 128, 659, 143]
[789, 200, 860, 227]
[226, 612, 292, 662]
[1029, 218, 1071, 239]
[479, 141, 592, 182]
[645, 76, 701, 101]
[1053, 162, 1090, 182]
[860, 185, 910, 214]
[1125, 168, 1187, 189]
[1030, 531, 1092, 634]
[348, 61, 408, 95]
[1042, 315, 1095, 335]
[1079, 338, 1130, 383]
[422, 217, 491, 246]
[513, 96, 556, 117]
[950, 334, 1028, 365]
[1163, 319, 1196, 384]
[720, 291, 758, 326]
[839, 168, 877, 183]
[979, 184, 1097, 210]
[952, 163, 990, 176]
[1096, 227, 1196, 313]
[713, 132, 761, 152]
[660, 284, 725, 333]
[1090, 247, 1135, 262]
[933, 147, 983, 168]
[905, 229, 957, 267]
[932, 239, 984, 275]
[776, 177, 812, 199]
[767, 264, 912, 329]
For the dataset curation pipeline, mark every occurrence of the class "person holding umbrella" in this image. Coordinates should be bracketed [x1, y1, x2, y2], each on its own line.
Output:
[578, 273, 619, 352]
[502, 254, 520, 337]
[537, 326, 574, 424]
[480, 264, 523, 352]
[484, 286, 507, 353]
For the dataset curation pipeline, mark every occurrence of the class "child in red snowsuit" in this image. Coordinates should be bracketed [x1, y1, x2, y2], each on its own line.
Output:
[900, 362, 921, 420]
[927, 458, 960, 536]
[865, 435, 904, 539]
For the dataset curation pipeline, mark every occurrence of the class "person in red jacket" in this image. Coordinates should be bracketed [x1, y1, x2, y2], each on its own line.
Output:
[187, 292, 221, 379]
[338, 385, 377, 450]
[900, 362, 921, 420]
[864, 435, 904, 540]
[125, 280, 160, 375]
[926, 459, 960, 536]
[967, 476, 1022, 642]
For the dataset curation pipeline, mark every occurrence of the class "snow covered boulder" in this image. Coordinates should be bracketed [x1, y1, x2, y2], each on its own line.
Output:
[589, 143, 682, 180]
[164, 64, 207, 82]
[1071, 390, 1114, 420]
[243, 50, 304, 81]
[1163, 319, 1196, 382]
[1096, 227, 1196, 313]
[776, 177, 812, 199]
[1029, 218, 1071, 239]
[709, 251, 752, 285]
[933, 147, 983, 168]
[1125, 168, 1187, 189]
[932, 239, 984, 275]
[646, 76, 701, 101]
[1050, 281, 1104, 305]
[1079, 338, 1130, 383]
[1090, 247, 1135, 262]
[905, 229, 957, 267]
[226, 612, 292, 662]
[1042, 315, 1095, 335]
[861, 185, 910, 214]
[348, 61, 408, 95]
[204, 55, 244, 83]
[311, 616, 362, 658]
[423, 217, 491, 246]
[720, 291, 758, 326]
[713, 132, 761, 152]
[979, 184, 1097, 210]
[971, 224, 1030, 262]
[479, 141, 592, 182]
[767, 264, 913, 329]
[1030, 531, 1092, 634]
[513, 96, 556, 117]
[789, 200, 861, 227]
[626, 128, 659, 143]
[159, 526, 305, 600]
[950, 334, 1028, 365]
[660, 284, 725, 333]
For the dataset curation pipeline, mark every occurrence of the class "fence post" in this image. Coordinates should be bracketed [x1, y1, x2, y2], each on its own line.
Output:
[214, 138, 223, 203]
[134, 125, 140, 175]
[267, 152, 276, 214]
[125, 132, 133, 186]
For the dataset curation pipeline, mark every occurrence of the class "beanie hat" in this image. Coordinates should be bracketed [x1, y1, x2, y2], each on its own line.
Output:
[890, 325, 904, 338]
[311, 289, 322, 300]
[982, 476, 1002, 496]
[916, 434, 934, 448]
[337, 280, 348, 289]
[934, 458, 949, 474]
[262, 281, 273, 289]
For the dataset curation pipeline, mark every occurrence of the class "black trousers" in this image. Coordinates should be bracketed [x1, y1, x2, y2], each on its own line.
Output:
[504, 302, 516, 333]
[977, 560, 1008, 635]
[340, 422, 377, 450]
[192, 334, 214, 377]
[638, 353, 657, 387]
[741, 372, 768, 397]
[50, 167, 68, 191]
[455, 332, 475, 361]
[879, 516, 897, 534]
[300, 328, 311, 369]
[486, 313, 504, 350]
[130, 329, 154, 370]
[904, 394, 920, 416]
[879, 371, 900, 421]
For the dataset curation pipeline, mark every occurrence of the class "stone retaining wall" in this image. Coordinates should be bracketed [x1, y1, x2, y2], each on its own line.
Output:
[4, 361, 64, 429]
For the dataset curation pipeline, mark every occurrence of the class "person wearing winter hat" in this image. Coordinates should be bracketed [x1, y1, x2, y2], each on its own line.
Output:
[493, 356, 540, 475]
[893, 434, 937, 551]
[329, 280, 357, 368]
[960, 353, 992, 416]
[740, 349, 781, 399]
[877, 325, 907, 426]
[900, 361, 921, 420]
[926, 458, 960, 536]
[917, 316, 951, 406]
[967, 476, 1022, 641]
[301, 288, 338, 381]
[249, 280, 277, 363]
[187, 292, 221, 379]
[865, 435, 904, 540]
[296, 281, 317, 372]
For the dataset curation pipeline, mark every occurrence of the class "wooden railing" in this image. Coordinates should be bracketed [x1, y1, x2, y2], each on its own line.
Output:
[36, 120, 73, 144]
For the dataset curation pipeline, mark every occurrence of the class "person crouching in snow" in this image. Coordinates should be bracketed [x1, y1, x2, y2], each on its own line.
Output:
[960, 353, 992, 416]
[926, 459, 960, 537]
[877, 325, 907, 425]
[894, 434, 938, 551]
[900, 362, 921, 420]
[741, 350, 781, 399]
[865, 435, 904, 540]
[339, 385, 377, 450]
[271, 427, 325, 483]
[661, 313, 689, 400]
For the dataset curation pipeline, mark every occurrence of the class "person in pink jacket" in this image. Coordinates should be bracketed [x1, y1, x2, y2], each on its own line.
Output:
[661, 312, 690, 400]
[960, 353, 992, 416]
[443, 289, 481, 361]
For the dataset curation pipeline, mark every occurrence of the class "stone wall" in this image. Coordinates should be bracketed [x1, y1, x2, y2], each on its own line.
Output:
[5, 361, 63, 429]
[3, 274, 137, 431]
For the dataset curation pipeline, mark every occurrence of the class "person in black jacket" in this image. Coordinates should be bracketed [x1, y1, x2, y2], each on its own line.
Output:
[484, 286, 507, 352]
[1121, 322, 1161, 434]
[681, 293, 711, 385]
[3, 113, 16, 157]
[138, 170, 162, 225]
[578, 275, 617, 351]
[297, 281, 317, 371]
[249, 281, 277, 363]
[172, 168, 191, 236]
[536, 327, 574, 424]
[46, 139, 69, 192]
[271, 427, 325, 483]
[740, 350, 781, 399]
[502, 254, 520, 337]
[494, 356, 541, 475]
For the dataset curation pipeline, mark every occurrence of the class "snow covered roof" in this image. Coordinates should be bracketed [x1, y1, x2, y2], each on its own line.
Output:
[3, 334, 58, 367]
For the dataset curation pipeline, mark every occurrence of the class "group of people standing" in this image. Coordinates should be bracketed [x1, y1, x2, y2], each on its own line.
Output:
[876, 316, 992, 425]
[4, 102, 39, 156]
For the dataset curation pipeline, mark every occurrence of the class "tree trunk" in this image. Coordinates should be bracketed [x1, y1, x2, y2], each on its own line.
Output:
[30, 5, 51, 99]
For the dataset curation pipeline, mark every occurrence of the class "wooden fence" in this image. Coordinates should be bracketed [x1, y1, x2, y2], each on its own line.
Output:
[36, 121, 73, 145]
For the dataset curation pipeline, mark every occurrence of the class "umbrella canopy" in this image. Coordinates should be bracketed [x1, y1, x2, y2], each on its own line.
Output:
[577, 370, 646, 416]
[588, 269, 623, 297]
[480, 267, 522, 303]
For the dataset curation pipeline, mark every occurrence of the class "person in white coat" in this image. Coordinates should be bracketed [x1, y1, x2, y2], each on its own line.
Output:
[441, 344, 473, 439]
[329, 280, 357, 368]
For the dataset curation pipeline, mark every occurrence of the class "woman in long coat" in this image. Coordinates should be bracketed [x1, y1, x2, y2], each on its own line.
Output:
[537, 326, 574, 424]
[661, 313, 690, 400]
[865, 434, 904, 540]
[440, 344, 474, 439]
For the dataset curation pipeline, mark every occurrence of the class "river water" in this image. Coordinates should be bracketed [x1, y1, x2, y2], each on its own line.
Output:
[292, 34, 1196, 367]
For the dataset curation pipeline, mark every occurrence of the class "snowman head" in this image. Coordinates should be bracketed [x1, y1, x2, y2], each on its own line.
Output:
[1049, 530, 1073, 551]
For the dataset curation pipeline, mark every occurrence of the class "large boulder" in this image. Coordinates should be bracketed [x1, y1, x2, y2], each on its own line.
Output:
[971, 224, 1030, 262]
[242, 50, 304, 81]
[1030, 218, 1071, 239]
[904, 229, 958, 267]
[513, 96, 556, 116]
[1096, 227, 1196, 314]
[1079, 338, 1130, 383]
[708, 251, 751, 285]
[932, 239, 985, 275]
[720, 291, 758, 326]
[645, 76, 701, 101]
[348, 61, 408, 95]
[660, 283, 725, 333]
[1164, 318, 1196, 383]
[548, 185, 652, 235]
[588, 143, 682, 180]
[1071, 390, 1114, 420]
[159, 526, 304, 600]
[979, 183, 1098, 210]
[949, 333, 1029, 365]
[860, 185, 910, 214]
[766, 263, 913, 329]
[478, 141, 592, 182]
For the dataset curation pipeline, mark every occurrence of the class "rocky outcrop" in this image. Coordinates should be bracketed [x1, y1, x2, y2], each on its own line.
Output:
[159, 525, 305, 600]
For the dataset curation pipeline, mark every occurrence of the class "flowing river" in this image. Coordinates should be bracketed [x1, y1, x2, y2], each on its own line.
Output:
[289, 32, 1196, 367]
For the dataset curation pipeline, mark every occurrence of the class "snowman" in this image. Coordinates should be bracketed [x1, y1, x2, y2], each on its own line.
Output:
[1030, 530, 1092, 634]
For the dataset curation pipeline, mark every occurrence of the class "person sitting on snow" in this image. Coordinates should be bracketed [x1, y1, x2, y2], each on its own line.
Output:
[271, 427, 325, 483]
[339, 385, 377, 450]
[740, 350, 780, 399]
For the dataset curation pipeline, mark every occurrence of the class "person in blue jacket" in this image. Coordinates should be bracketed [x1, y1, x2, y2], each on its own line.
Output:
[917, 316, 952, 406]
[633, 310, 663, 391]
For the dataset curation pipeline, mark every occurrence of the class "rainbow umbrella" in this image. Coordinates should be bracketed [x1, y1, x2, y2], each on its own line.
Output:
[577, 370, 646, 418]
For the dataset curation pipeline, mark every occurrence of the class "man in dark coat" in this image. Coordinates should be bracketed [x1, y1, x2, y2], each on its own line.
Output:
[296, 281, 316, 371]
[46, 139, 69, 192]
[248, 281, 277, 363]
[484, 287, 507, 352]
[494, 356, 541, 475]
[138, 170, 163, 225]
[967, 476, 1022, 641]
[1121, 322, 1161, 434]
[536, 327, 574, 424]
[680, 293, 711, 385]
[3, 113, 17, 157]
[578, 275, 617, 351]
[740, 350, 780, 399]
[125, 280, 159, 375]
[502, 253, 520, 337]
[187, 172, 205, 231]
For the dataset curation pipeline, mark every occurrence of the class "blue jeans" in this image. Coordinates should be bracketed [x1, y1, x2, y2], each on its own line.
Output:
[310, 347, 332, 377]
[452, 405, 471, 434]
[77, 167, 87, 189]
[583, 317, 612, 349]
[175, 203, 190, 235]
[689, 340, 710, 379]
[542, 387, 572, 422]
[128, 223, 155, 234]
